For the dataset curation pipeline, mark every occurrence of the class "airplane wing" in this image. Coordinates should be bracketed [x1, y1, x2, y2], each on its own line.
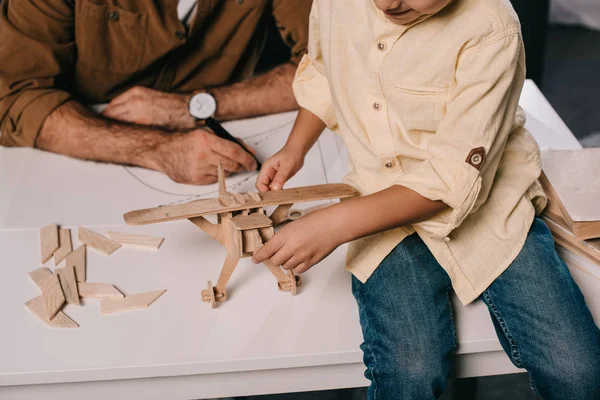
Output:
[124, 184, 357, 225]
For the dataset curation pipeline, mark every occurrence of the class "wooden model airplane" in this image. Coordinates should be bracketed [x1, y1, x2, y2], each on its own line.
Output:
[123, 164, 357, 308]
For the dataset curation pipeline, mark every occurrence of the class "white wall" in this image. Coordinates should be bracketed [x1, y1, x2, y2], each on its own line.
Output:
[551, 0, 600, 30]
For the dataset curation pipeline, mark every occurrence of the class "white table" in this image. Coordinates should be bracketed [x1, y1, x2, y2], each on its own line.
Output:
[0, 80, 598, 399]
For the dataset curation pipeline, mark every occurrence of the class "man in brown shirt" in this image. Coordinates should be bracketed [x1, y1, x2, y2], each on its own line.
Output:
[0, 0, 311, 184]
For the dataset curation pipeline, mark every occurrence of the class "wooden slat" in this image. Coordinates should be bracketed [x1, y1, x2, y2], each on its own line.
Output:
[56, 265, 80, 305]
[40, 224, 59, 264]
[66, 245, 86, 282]
[53, 228, 72, 264]
[124, 184, 357, 225]
[99, 290, 166, 315]
[29, 268, 53, 291]
[40, 274, 65, 320]
[78, 282, 124, 299]
[543, 217, 600, 264]
[105, 231, 164, 250]
[25, 296, 78, 328]
[231, 213, 273, 231]
[78, 227, 121, 255]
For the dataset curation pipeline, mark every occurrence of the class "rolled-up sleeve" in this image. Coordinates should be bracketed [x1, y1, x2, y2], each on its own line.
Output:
[0, 0, 74, 148]
[393, 31, 525, 239]
[291, 1, 337, 129]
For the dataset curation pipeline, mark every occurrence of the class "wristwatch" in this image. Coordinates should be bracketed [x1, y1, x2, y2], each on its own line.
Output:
[188, 90, 217, 120]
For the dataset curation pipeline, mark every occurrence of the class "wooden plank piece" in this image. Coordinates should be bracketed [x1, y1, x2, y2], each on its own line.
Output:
[40, 274, 65, 320]
[29, 268, 53, 291]
[25, 296, 78, 328]
[78, 282, 124, 299]
[78, 227, 121, 255]
[124, 183, 358, 225]
[53, 228, 72, 264]
[99, 290, 166, 315]
[40, 224, 59, 264]
[66, 245, 86, 282]
[105, 231, 164, 250]
[56, 265, 80, 305]
[231, 212, 273, 230]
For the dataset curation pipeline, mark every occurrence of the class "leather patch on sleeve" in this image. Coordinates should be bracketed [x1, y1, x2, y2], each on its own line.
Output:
[465, 147, 486, 171]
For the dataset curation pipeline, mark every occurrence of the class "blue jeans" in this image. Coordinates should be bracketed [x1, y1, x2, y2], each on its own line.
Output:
[352, 218, 600, 399]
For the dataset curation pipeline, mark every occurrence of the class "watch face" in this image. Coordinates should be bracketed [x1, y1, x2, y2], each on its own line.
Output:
[189, 92, 217, 119]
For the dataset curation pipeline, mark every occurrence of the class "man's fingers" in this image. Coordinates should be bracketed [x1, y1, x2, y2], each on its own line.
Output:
[256, 163, 278, 192]
[269, 247, 294, 268]
[212, 137, 257, 171]
[209, 153, 244, 173]
[293, 263, 310, 274]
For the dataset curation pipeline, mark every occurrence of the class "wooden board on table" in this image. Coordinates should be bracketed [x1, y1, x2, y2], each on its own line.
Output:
[541, 149, 600, 240]
[25, 296, 78, 329]
[105, 231, 164, 250]
[124, 184, 358, 225]
[99, 290, 166, 315]
[40, 224, 59, 264]
[53, 228, 72, 265]
[78, 282, 124, 299]
[78, 227, 121, 255]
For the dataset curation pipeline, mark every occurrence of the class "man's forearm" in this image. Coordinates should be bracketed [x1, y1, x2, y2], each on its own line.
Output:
[37, 101, 168, 171]
[326, 185, 449, 245]
[212, 62, 298, 121]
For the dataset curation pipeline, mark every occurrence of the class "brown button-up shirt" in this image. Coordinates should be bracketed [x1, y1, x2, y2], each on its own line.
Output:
[0, 0, 311, 147]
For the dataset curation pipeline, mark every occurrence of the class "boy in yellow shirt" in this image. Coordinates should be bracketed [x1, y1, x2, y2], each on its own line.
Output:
[253, 0, 600, 398]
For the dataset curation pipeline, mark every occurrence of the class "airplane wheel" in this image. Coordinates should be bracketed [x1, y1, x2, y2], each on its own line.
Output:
[201, 281, 216, 308]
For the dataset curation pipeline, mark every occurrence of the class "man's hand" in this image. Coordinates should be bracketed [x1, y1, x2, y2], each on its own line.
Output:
[256, 146, 305, 191]
[102, 87, 196, 130]
[252, 210, 340, 274]
[159, 129, 258, 184]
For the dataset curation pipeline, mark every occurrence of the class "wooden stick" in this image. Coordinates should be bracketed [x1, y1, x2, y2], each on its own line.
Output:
[78, 227, 121, 255]
[40, 224, 59, 264]
[99, 290, 166, 315]
[53, 228, 72, 265]
[78, 282, 124, 299]
[56, 265, 80, 305]
[66, 245, 86, 282]
[29, 268, 53, 291]
[105, 231, 164, 250]
[25, 296, 78, 329]
[40, 274, 65, 320]
[269, 204, 293, 225]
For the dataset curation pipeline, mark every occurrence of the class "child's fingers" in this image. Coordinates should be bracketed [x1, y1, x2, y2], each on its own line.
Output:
[255, 163, 278, 192]
[270, 162, 294, 191]
[282, 256, 302, 271]
[252, 235, 283, 264]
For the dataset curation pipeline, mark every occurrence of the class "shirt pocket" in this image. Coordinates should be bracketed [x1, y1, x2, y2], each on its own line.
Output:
[387, 81, 448, 134]
[75, 0, 147, 74]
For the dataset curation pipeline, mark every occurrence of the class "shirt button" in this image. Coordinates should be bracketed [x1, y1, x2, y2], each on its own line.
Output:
[176, 31, 186, 40]
[377, 42, 387, 51]
[470, 153, 483, 166]
[385, 161, 394, 168]
[109, 11, 119, 21]
[372, 102, 382, 111]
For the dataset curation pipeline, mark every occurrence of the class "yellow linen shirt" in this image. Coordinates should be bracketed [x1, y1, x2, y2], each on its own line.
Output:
[293, 0, 547, 305]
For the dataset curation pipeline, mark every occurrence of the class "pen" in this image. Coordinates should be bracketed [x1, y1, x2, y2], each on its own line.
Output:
[205, 117, 262, 171]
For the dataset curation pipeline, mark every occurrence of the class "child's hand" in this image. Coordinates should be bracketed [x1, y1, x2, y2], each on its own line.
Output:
[252, 211, 339, 274]
[256, 146, 305, 192]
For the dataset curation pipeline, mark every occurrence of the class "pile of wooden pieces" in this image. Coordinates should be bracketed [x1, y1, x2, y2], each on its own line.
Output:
[26, 225, 166, 329]
[540, 148, 600, 266]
